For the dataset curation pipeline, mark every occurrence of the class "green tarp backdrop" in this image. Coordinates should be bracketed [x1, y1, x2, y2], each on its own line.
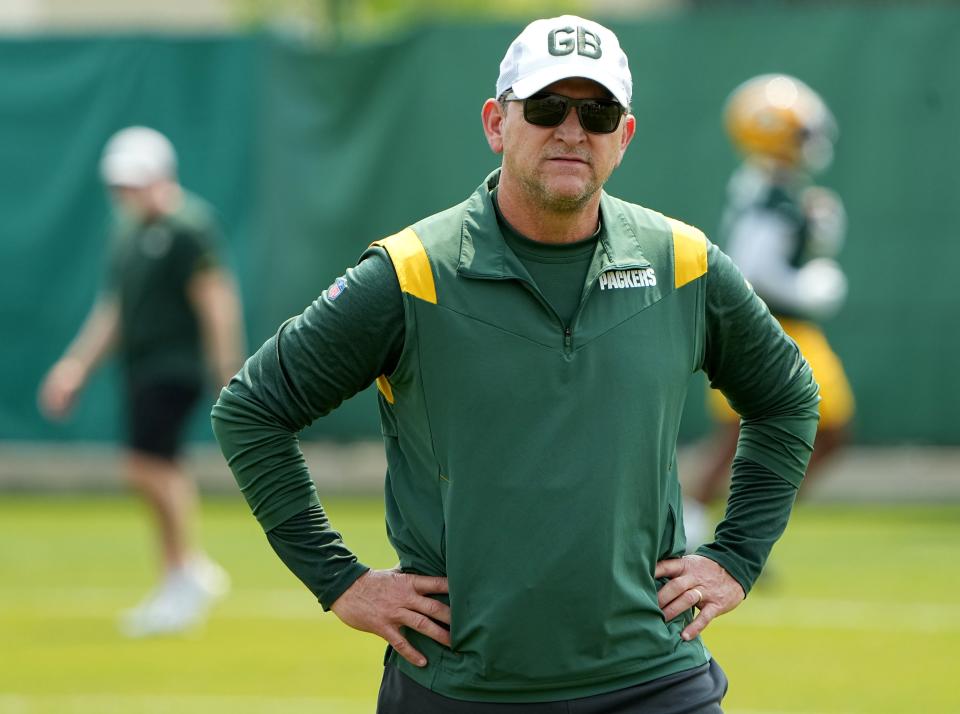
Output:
[2, 5, 958, 444]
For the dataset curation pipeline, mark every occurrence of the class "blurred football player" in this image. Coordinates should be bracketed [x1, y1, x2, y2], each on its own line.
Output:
[684, 75, 855, 550]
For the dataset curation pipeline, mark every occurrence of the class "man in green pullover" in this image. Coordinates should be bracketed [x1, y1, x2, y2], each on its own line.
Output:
[212, 15, 819, 713]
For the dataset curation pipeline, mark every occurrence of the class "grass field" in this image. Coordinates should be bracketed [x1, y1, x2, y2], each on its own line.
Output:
[2, 495, 959, 714]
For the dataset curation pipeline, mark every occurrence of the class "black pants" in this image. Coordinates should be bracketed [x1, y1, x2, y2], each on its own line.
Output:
[376, 659, 728, 713]
[125, 379, 202, 460]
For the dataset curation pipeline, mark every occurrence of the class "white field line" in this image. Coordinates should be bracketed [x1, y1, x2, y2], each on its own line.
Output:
[0, 694, 841, 714]
[0, 693, 364, 714]
[723, 596, 960, 634]
[0, 587, 313, 616]
[2, 588, 959, 633]
[731, 711, 839, 714]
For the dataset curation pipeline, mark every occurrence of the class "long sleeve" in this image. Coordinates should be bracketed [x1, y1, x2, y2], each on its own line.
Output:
[694, 242, 820, 594]
[211, 247, 404, 607]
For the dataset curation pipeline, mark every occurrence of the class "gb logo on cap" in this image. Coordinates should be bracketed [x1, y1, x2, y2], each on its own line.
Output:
[548, 26, 602, 59]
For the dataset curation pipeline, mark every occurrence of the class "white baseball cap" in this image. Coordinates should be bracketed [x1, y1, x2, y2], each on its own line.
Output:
[496, 16, 632, 109]
[100, 126, 177, 188]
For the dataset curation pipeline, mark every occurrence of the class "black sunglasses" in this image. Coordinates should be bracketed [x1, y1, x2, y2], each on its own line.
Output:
[503, 91, 626, 134]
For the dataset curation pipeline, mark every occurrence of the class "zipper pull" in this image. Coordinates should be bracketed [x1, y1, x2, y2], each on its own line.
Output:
[564, 327, 572, 349]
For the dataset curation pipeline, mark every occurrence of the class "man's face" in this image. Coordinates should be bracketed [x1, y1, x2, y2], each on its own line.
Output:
[109, 185, 152, 219]
[483, 77, 635, 213]
[108, 182, 170, 220]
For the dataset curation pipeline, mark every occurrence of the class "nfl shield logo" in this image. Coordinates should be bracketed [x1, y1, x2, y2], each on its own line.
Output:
[327, 277, 347, 300]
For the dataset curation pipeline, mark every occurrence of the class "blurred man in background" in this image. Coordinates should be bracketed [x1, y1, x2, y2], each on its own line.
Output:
[684, 75, 855, 550]
[38, 126, 245, 637]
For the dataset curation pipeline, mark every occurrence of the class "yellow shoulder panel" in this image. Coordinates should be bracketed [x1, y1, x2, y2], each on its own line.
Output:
[666, 217, 708, 289]
[371, 227, 437, 305]
[370, 227, 435, 404]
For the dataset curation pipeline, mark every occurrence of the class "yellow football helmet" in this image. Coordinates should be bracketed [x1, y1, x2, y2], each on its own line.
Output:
[724, 74, 837, 171]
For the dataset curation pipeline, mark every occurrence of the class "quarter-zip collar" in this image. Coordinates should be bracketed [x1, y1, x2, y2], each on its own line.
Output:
[457, 170, 527, 281]
[457, 169, 651, 284]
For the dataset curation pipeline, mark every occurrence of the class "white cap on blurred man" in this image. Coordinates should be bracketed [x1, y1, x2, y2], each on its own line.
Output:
[100, 126, 177, 188]
[496, 15, 632, 109]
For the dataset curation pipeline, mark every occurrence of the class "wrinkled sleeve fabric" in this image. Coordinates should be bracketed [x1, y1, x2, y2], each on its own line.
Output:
[210, 247, 403, 608]
[694, 241, 820, 594]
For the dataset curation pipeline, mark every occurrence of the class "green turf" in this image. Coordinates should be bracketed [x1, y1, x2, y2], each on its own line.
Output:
[1, 495, 958, 713]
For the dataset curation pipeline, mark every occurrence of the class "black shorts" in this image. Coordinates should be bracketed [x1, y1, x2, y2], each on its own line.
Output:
[376, 659, 728, 713]
[125, 379, 203, 460]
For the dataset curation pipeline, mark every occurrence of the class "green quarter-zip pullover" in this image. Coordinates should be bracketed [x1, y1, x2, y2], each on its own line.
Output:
[212, 171, 819, 703]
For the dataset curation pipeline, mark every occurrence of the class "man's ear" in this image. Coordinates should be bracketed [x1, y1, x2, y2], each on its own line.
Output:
[615, 113, 637, 167]
[481, 98, 506, 155]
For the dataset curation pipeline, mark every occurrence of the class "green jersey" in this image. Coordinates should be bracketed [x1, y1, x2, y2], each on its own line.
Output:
[212, 171, 818, 703]
[107, 192, 221, 385]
